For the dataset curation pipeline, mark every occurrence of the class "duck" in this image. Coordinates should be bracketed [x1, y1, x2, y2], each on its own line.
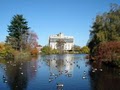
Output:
[34, 69, 37, 72]
[99, 68, 103, 71]
[4, 80, 8, 83]
[78, 66, 80, 69]
[3, 75, 5, 79]
[32, 66, 35, 68]
[82, 76, 86, 79]
[50, 72, 55, 76]
[21, 72, 23, 75]
[94, 68, 97, 71]
[21, 63, 23, 66]
[55, 75, 58, 79]
[84, 71, 86, 74]
[65, 70, 68, 73]
[92, 70, 95, 73]
[56, 83, 64, 87]
[68, 74, 72, 77]
[19, 67, 22, 70]
[49, 78, 53, 82]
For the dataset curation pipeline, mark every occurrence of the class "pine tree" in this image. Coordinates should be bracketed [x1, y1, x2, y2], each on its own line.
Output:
[6, 14, 30, 51]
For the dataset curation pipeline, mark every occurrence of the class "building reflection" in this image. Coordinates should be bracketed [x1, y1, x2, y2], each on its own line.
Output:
[46, 54, 74, 76]
[64, 55, 74, 74]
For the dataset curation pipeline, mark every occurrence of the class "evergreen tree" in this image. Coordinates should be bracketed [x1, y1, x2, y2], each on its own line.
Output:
[6, 14, 30, 51]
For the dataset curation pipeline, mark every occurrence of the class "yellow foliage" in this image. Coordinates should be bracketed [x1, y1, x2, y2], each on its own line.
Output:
[0, 42, 5, 52]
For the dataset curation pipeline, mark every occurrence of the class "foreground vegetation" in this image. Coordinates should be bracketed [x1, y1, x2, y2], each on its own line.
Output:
[88, 4, 120, 67]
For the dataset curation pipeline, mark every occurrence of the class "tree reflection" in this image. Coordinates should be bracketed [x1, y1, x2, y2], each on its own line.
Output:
[5, 61, 28, 90]
[89, 62, 120, 90]
[4, 58, 38, 90]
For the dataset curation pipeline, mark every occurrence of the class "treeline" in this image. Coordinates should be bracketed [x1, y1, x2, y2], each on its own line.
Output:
[88, 4, 120, 67]
[72, 45, 89, 54]
[41, 45, 89, 55]
[41, 39, 89, 55]
[0, 14, 39, 60]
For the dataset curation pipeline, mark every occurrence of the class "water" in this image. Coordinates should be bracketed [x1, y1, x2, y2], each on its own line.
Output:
[0, 54, 120, 90]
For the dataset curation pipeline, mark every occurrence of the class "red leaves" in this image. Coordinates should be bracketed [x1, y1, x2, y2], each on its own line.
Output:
[96, 41, 120, 61]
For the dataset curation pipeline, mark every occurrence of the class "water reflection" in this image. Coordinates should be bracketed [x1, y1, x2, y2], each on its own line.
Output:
[0, 54, 120, 90]
[89, 62, 120, 90]
[45, 54, 74, 75]
[0, 57, 38, 90]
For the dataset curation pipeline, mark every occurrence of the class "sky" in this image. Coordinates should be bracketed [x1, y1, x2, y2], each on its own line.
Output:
[0, 0, 120, 47]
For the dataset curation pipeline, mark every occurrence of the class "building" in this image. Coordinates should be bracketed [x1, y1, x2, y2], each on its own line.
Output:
[49, 33, 74, 50]
[36, 45, 42, 53]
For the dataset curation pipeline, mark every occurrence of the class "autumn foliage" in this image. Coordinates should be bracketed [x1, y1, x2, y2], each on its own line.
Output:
[31, 48, 39, 55]
[88, 4, 120, 67]
[96, 41, 120, 62]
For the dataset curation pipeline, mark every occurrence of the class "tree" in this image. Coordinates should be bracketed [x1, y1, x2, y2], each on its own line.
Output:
[27, 31, 39, 55]
[88, 4, 120, 60]
[81, 46, 90, 54]
[41, 46, 52, 55]
[6, 14, 30, 51]
[72, 45, 81, 53]
[27, 31, 38, 51]
[56, 39, 66, 54]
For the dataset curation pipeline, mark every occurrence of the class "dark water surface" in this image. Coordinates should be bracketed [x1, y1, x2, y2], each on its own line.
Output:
[0, 54, 120, 90]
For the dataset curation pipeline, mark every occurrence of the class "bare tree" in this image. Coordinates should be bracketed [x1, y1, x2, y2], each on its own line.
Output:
[56, 39, 66, 54]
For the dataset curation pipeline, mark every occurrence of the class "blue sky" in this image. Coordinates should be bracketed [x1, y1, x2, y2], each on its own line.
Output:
[0, 0, 120, 47]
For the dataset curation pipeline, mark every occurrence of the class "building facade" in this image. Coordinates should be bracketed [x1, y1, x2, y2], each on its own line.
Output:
[49, 33, 74, 50]
[36, 45, 42, 53]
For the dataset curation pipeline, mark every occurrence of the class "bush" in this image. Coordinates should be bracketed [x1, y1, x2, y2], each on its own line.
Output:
[96, 41, 120, 67]
[41, 46, 52, 55]
[80, 46, 90, 54]
[31, 48, 39, 56]
[52, 49, 59, 54]
[0, 43, 15, 60]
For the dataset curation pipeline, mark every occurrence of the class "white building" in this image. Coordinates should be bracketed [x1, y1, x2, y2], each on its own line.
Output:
[49, 33, 74, 50]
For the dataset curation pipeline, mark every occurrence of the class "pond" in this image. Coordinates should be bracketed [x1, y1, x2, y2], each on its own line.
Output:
[0, 54, 120, 90]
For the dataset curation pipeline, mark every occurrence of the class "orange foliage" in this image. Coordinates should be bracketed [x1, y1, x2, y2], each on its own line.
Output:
[31, 48, 39, 55]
